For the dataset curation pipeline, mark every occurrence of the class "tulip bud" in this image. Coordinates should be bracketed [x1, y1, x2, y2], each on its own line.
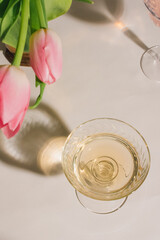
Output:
[0, 65, 30, 138]
[29, 28, 62, 84]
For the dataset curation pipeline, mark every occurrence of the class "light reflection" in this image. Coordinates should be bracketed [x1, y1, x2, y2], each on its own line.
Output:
[37, 136, 66, 175]
[114, 21, 126, 30]
[114, 21, 148, 51]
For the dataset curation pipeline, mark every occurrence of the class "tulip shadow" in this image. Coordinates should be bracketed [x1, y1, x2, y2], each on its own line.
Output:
[68, 0, 124, 24]
[0, 102, 70, 175]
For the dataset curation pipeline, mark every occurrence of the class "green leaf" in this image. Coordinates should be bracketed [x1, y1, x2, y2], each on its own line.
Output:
[39, 0, 48, 28]
[1, 15, 31, 52]
[1, 0, 73, 51]
[30, 0, 49, 33]
[0, 0, 10, 20]
[30, 0, 40, 33]
[44, 0, 72, 21]
[74, 0, 94, 3]
[29, 77, 46, 109]
[0, 0, 31, 52]
[0, 0, 21, 40]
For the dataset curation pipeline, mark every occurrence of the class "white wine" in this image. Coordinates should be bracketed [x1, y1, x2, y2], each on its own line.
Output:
[73, 133, 139, 200]
[63, 118, 150, 209]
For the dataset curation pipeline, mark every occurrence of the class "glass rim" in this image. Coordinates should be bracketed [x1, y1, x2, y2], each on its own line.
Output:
[62, 117, 151, 200]
[64, 117, 150, 155]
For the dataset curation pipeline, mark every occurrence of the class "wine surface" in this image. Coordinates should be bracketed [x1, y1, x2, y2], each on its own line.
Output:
[73, 133, 139, 199]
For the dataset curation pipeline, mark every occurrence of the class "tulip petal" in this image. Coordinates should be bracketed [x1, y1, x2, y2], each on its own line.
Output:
[30, 29, 62, 84]
[0, 66, 30, 125]
[0, 119, 4, 128]
[0, 65, 9, 122]
[2, 109, 26, 138]
[0, 117, 7, 128]
[8, 110, 26, 131]
[0, 94, 3, 124]
[45, 29, 62, 81]
[30, 29, 50, 83]
[2, 123, 21, 138]
[0, 65, 9, 83]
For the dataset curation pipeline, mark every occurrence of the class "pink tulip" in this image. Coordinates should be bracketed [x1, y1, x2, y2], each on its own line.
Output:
[0, 65, 30, 138]
[144, 0, 160, 26]
[29, 28, 62, 84]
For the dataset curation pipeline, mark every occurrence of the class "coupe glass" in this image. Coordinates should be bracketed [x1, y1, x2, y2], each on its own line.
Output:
[62, 118, 150, 214]
[141, 0, 160, 82]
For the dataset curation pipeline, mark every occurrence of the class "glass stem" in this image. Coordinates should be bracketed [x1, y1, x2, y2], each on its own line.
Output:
[148, 48, 160, 61]
[12, 0, 30, 67]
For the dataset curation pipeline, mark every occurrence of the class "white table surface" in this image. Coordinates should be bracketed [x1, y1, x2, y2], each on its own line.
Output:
[0, 0, 160, 239]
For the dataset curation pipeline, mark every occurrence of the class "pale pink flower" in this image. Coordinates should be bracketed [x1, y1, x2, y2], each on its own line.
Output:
[144, 0, 160, 26]
[29, 28, 62, 84]
[0, 65, 30, 138]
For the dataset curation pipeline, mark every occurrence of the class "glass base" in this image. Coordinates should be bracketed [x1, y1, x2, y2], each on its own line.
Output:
[75, 190, 128, 214]
[140, 45, 160, 82]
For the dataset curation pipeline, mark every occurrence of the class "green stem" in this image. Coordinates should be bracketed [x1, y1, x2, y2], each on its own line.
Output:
[75, 0, 94, 4]
[35, 0, 48, 28]
[12, 0, 30, 66]
[29, 84, 46, 109]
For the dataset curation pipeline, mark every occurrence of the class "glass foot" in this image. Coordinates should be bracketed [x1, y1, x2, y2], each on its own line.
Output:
[75, 190, 128, 214]
[140, 45, 160, 82]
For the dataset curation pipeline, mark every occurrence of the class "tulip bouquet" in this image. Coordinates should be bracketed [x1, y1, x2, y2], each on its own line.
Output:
[0, 0, 93, 138]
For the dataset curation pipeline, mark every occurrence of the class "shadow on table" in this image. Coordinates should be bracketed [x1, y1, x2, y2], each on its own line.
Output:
[68, 0, 124, 24]
[0, 41, 6, 52]
[116, 24, 149, 51]
[69, 0, 149, 52]
[0, 102, 70, 175]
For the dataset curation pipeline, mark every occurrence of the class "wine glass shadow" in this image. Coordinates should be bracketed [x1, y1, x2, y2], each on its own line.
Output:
[68, 0, 149, 52]
[119, 26, 149, 51]
[68, 0, 124, 24]
[0, 102, 70, 175]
